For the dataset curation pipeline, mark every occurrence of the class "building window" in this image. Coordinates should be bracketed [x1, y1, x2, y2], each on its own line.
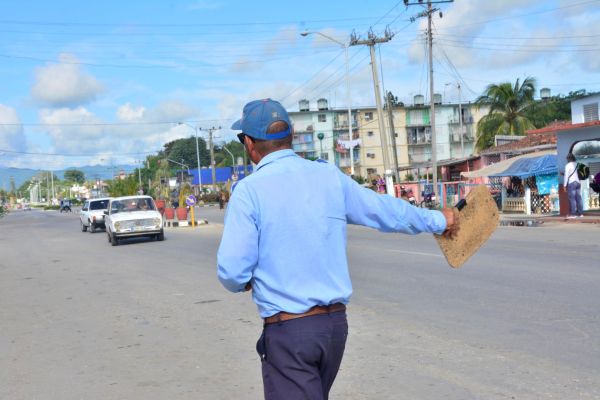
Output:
[318, 114, 327, 122]
[583, 103, 599, 122]
[367, 131, 374, 137]
[320, 152, 329, 160]
[367, 168, 377, 175]
[366, 153, 376, 158]
[364, 112, 373, 121]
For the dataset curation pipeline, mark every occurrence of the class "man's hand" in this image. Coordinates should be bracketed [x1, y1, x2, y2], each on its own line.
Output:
[440, 207, 459, 239]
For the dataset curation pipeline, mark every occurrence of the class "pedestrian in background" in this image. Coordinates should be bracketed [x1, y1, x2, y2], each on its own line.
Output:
[564, 152, 583, 218]
[217, 98, 458, 400]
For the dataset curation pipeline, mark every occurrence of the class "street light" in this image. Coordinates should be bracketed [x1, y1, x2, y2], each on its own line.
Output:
[178, 122, 203, 192]
[301, 30, 355, 175]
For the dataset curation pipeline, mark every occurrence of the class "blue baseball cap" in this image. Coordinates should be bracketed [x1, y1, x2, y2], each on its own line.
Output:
[231, 98, 292, 140]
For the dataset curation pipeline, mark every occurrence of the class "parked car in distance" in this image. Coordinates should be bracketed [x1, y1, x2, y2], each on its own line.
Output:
[80, 197, 111, 233]
[105, 196, 164, 246]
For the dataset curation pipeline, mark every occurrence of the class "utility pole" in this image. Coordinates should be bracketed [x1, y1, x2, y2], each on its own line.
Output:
[206, 126, 220, 192]
[457, 82, 464, 158]
[386, 92, 400, 183]
[350, 28, 394, 196]
[50, 170, 55, 202]
[405, 0, 453, 204]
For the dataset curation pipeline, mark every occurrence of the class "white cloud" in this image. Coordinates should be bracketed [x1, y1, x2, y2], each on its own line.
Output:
[117, 103, 146, 121]
[262, 26, 299, 56]
[0, 104, 26, 152]
[31, 53, 104, 107]
[19, 100, 200, 168]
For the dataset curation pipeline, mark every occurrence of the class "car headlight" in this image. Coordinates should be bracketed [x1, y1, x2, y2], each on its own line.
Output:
[114, 222, 121, 230]
[153, 218, 161, 228]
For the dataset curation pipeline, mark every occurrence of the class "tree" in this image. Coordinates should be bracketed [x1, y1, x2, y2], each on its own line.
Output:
[64, 169, 85, 184]
[475, 77, 537, 151]
[107, 175, 138, 197]
[384, 91, 404, 108]
[164, 136, 209, 168]
[215, 141, 245, 167]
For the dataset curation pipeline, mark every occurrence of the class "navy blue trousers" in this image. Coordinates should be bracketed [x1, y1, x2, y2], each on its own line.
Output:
[256, 311, 348, 400]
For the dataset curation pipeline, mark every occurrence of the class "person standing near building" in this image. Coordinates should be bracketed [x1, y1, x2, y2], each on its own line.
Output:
[217, 98, 458, 400]
[564, 152, 583, 218]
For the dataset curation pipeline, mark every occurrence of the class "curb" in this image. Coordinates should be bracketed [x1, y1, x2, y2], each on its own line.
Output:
[164, 219, 209, 228]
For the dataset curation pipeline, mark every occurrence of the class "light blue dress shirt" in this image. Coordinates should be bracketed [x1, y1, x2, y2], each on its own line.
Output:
[217, 149, 447, 318]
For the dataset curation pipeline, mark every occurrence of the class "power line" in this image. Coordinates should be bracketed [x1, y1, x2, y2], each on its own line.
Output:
[438, 42, 600, 53]
[0, 47, 345, 69]
[435, 32, 600, 40]
[279, 50, 345, 105]
[434, 0, 600, 31]
[0, 16, 406, 28]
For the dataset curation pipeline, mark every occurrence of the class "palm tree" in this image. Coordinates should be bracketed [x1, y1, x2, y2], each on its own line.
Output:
[475, 77, 537, 151]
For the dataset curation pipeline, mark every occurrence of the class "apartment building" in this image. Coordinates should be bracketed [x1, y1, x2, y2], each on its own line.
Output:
[287, 95, 488, 181]
[288, 98, 359, 173]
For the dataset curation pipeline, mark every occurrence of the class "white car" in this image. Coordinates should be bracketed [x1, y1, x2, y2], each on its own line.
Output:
[105, 196, 164, 246]
[80, 197, 111, 233]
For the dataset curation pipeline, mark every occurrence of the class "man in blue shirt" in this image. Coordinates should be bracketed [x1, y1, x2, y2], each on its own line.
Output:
[218, 99, 458, 400]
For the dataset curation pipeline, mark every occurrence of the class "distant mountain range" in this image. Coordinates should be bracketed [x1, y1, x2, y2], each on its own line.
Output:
[0, 164, 137, 190]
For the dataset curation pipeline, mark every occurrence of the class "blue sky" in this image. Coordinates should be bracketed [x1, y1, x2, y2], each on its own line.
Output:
[0, 0, 599, 170]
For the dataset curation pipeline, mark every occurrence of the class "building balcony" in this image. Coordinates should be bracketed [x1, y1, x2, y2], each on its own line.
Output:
[408, 138, 432, 146]
[448, 115, 474, 124]
[293, 143, 315, 152]
[406, 122, 431, 127]
[333, 121, 358, 130]
[450, 133, 475, 143]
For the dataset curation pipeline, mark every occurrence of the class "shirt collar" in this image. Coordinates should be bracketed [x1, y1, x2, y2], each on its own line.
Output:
[255, 149, 297, 171]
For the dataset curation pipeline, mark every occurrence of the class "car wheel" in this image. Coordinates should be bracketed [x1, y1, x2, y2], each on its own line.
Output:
[89, 221, 96, 233]
[111, 232, 119, 246]
[81, 220, 87, 232]
[157, 230, 165, 241]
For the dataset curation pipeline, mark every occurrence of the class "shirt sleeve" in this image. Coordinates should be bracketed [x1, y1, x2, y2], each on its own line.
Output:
[339, 172, 447, 235]
[217, 183, 259, 292]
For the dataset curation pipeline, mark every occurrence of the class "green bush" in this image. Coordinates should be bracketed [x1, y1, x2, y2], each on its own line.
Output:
[200, 192, 221, 204]
[44, 205, 61, 210]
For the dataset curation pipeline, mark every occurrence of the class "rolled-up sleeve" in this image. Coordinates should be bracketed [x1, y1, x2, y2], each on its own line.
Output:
[217, 183, 259, 292]
[340, 173, 446, 235]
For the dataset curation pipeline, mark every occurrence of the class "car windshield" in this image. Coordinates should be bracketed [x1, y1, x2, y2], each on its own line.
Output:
[111, 198, 155, 214]
[90, 200, 109, 210]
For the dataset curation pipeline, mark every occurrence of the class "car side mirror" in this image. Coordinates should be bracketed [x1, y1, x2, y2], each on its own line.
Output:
[103, 210, 109, 215]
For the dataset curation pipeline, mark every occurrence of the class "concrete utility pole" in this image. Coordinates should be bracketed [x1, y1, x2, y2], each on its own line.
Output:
[405, 0, 453, 203]
[386, 92, 400, 183]
[350, 28, 394, 196]
[458, 82, 464, 158]
[206, 126, 220, 192]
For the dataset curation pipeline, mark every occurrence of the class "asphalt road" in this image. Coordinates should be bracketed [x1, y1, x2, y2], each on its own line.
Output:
[1, 207, 599, 399]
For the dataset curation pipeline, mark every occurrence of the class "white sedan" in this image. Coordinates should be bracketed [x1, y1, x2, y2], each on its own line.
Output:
[105, 196, 164, 246]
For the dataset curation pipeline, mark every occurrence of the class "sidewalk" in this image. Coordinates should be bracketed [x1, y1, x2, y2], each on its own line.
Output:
[500, 211, 600, 225]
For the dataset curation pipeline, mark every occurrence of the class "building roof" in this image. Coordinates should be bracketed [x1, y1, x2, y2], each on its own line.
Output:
[462, 150, 556, 178]
[526, 119, 600, 135]
[480, 121, 564, 155]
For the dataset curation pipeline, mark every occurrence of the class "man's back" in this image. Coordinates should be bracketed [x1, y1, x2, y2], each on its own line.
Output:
[218, 149, 351, 317]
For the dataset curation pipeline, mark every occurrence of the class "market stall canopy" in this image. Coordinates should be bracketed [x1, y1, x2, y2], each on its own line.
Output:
[489, 154, 557, 178]
[461, 150, 556, 179]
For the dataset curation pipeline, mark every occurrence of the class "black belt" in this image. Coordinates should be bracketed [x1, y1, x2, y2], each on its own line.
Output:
[264, 303, 346, 325]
